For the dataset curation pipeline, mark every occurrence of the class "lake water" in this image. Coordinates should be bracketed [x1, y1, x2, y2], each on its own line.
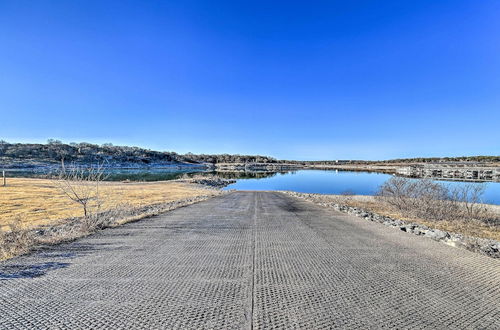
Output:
[224, 170, 500, 205]
[6, 167, 499, 204]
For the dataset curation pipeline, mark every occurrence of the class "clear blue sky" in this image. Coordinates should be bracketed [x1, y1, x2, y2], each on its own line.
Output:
[0, 1, 498, 160]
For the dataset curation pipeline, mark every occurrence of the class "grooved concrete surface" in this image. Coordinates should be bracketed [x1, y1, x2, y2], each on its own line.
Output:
[1, 191, 499, 329]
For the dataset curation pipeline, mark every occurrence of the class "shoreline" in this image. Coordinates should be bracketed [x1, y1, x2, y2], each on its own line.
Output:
[2, 175, 499, 260]
[283, 191, 500, 258]
[3, 162, 500, 183]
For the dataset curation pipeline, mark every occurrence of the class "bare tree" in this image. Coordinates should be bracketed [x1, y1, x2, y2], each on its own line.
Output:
[54, 164, 106, 218]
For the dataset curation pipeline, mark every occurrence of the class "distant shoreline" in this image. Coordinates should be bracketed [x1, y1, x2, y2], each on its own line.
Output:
[3, 162, 500, 183]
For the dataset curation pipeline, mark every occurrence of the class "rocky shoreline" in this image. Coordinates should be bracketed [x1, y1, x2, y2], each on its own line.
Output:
[214, 162, 302, 172]
[177, 175, 236, 188]
[283, 191, 500, 259]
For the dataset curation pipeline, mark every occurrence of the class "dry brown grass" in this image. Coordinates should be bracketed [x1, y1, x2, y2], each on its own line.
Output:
[0, 178, 211, 230]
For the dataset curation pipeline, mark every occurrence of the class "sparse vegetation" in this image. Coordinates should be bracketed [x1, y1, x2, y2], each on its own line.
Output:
[0, 195, 217, 261]
[376, 177, 493, 223]
[377, 156, 500, 163]
[0, 176, 223, 260]
[54, 164, 106, 217]
[0, 218, 34, 260]
[284, 177, 499, 241]
[313, 177, 500, 241]
[0, 141, 279, 168]
[0, 178, 216, 230]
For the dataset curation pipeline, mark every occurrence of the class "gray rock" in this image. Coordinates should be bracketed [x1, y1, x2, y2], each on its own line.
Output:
[425, 229, 449, 241]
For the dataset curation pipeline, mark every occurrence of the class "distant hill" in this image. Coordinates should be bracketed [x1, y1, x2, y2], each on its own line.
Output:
[0, 142, 279, 168]
[1, 141, 498, 169]
[288, 157, 500, 165]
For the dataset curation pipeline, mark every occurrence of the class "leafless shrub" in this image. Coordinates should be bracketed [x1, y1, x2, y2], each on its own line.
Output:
[377, 177, 495, 223]
[0, 218, 34, 259]
[54, 163, 106, 218]
[81, 203, 135, 232]
[409, 180, 452, 220]
[449, 183, 490, 221]
[79, 213, 103, 233]
[376, 176, 415, 210]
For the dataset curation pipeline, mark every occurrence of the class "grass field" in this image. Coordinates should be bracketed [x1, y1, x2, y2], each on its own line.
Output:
[0, 178, 212, 229]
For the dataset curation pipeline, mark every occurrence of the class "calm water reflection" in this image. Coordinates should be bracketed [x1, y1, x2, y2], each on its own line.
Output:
[7, 167, 499, 204]
[224, 170, 500, 205]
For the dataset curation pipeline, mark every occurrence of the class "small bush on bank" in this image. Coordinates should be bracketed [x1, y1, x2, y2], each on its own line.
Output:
[377, 177, 495, 223]
[0, 218, 34, 260]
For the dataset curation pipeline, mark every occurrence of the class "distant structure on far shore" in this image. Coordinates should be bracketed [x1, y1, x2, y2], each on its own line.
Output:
[397, 163, 500, 182]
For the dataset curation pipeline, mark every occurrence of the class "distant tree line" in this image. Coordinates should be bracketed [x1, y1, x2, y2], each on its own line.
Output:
[0, 141, 279, 166]
[0, 140, 498, 166]
[286, 157, 500, 165]
[285, 160, 370, 165]
[0, 142, 179, 165]
[182, 152, 278, 164]
[375, 156, 500, 163]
